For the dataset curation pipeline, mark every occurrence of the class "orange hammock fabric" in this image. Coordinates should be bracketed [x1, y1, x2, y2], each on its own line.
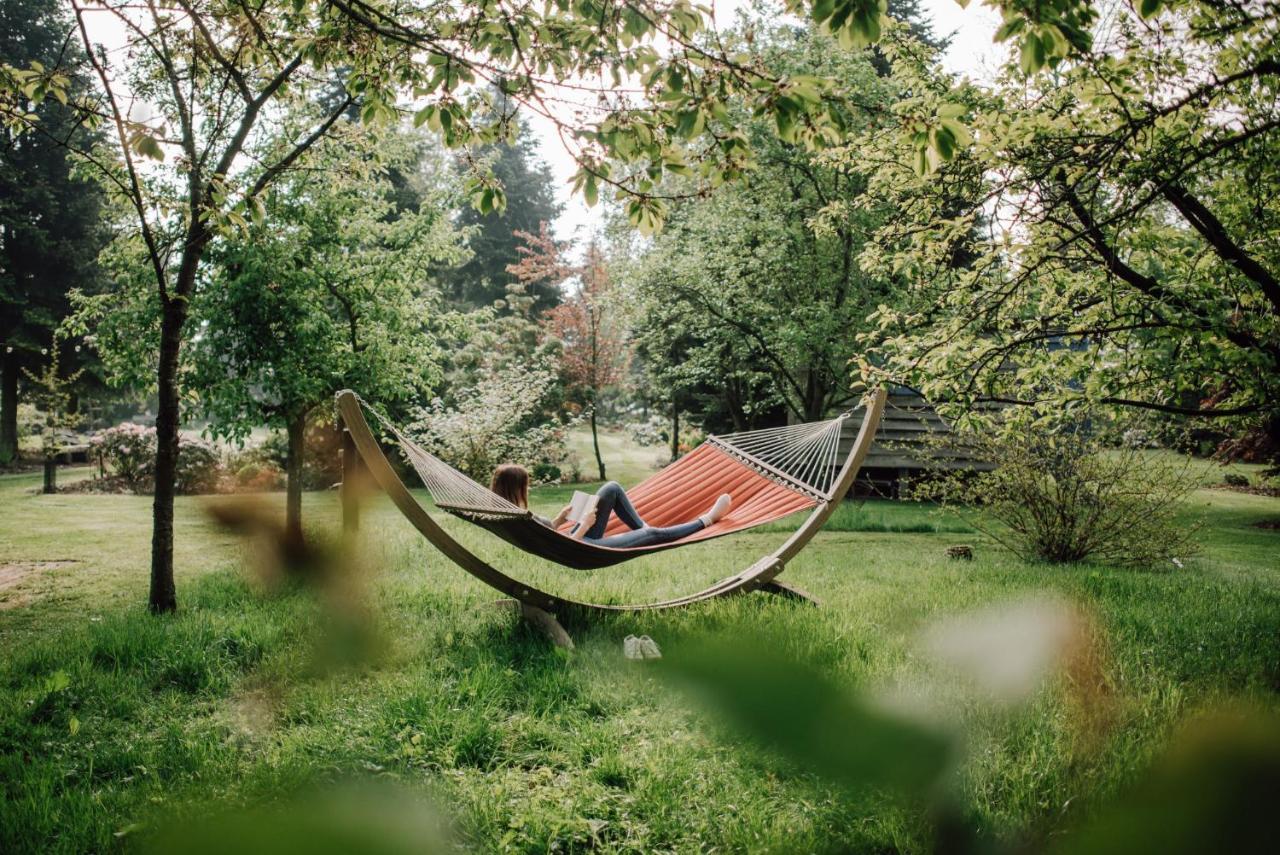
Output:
[577, 442, 816, 542]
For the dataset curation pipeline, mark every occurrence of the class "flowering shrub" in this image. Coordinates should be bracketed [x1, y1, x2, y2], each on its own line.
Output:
[175, 437, 223, 494]
[408, 362, 577, 483]
[90, 424, 155, 491]
[627, 414, 668, 447]
[90, 424, 225, 494]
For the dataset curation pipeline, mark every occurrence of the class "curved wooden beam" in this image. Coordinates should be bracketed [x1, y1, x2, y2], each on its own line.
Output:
[334, 388, 887, 615]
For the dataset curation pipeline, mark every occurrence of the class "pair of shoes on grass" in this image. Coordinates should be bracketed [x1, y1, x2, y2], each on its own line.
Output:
[623, 634, 661, 660]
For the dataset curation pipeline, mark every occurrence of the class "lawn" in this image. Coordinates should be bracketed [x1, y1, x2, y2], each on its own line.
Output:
[1, 449, 1279, 852]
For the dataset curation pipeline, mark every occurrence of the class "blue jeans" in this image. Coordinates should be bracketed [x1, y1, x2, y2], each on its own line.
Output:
[579, 481, 705, 548]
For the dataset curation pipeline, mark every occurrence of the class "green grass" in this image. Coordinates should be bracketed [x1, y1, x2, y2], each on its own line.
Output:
[1, 459, 1279, 853]
[565, 425, 667, 487]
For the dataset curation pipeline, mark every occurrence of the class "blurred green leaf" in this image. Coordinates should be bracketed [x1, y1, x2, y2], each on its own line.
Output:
[1055, 709, 1280, 855]
[661, 639, 950, 796]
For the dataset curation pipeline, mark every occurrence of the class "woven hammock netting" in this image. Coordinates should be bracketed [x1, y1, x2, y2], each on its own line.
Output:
[356, 400, 858, 566]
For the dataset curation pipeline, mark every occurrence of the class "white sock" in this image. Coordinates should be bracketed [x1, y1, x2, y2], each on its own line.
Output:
[699, 493, 732, 527]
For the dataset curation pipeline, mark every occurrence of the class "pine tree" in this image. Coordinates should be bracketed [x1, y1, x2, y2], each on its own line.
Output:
[0, 0, 106, 463]
[444, 122, 562, 312]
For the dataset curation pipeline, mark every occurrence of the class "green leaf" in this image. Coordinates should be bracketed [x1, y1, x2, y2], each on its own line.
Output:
[1019, 33, 1045, 75]
[912, 145, 929, 176]
[1138, 0, 1163, 18]
[135, 134, 164, 162]
[939, 117, 973, 147]
[660, 641, 951, 796]
[931, 125, 956, 161]
[774, 106, 796, 141]
[994, 18, 1025, 43]
[583, 175, 599, 208]
[675, 109, 704, 139]
[811, 0, 836, 23]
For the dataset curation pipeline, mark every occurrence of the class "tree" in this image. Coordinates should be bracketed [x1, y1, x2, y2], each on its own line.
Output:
[191, 127, 465, 539]
[21, 333, 84, 492]
[0, 0, 105, 463]
[515, 228, 629, 479]
[444, 120, 562, 311]
[623, 19, 901, 426]
[6, 0, 410, 612]
[854, 1, 1280, 456]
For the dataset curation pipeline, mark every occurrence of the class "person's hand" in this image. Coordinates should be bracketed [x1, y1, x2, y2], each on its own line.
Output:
[552, 504, 573, 526]
[572, 509, 597, 539]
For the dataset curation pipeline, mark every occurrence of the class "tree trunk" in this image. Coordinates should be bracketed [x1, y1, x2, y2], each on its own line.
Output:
[0, 356, 17, 464]
[149, 300, 185, 614]
[1266, 412, 1280, 466]
[285, 411, 306, 543]
[671, 405, 680, 461]
[590, 406, 606, 481]
[804, 369, 826, 422]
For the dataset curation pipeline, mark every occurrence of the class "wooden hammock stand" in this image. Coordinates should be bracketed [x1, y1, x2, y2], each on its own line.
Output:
[335, 388, 888, 648]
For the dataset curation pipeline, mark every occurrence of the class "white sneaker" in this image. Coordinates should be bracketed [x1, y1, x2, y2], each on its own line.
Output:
[623, 635, 644, 660]
[699, 494, 732, 526]
[638, 635, 662, 659]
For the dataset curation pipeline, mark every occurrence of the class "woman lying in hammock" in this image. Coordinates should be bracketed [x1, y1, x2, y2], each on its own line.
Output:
[490, 464, 732, 549]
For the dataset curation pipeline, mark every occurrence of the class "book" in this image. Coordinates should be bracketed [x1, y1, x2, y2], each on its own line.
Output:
[566, 490, 601, 525]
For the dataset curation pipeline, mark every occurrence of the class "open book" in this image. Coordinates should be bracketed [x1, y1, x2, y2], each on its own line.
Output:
[566, 490, 601, 526]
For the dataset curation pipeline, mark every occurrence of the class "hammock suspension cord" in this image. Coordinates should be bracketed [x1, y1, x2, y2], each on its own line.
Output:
[353, 398, 526, 519]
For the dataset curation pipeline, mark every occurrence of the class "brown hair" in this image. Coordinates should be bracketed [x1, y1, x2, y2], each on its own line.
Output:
[490, 463, 530, 508]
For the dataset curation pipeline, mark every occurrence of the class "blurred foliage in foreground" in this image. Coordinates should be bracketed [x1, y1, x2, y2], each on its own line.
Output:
[661, 597, 1279, 854]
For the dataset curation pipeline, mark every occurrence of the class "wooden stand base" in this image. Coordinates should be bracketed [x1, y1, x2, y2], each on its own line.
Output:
[493, 599, 575, 650]
[495, 581, 820, 650]
[757, 579, 821, 607]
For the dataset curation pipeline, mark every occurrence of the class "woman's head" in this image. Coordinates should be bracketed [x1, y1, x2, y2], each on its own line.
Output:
[490, 463, 530, 508]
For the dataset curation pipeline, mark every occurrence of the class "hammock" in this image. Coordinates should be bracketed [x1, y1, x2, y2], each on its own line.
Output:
[334, 388, 888, 647]
[356, 397, 858, 570]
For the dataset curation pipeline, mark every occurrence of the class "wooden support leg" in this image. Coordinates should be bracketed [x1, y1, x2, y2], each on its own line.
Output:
[758, 579, 821, 607]
[493, 599, 575, 650]
[339, 420, 360, 535]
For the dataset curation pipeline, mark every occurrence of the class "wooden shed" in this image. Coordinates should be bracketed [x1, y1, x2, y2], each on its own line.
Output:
[837, 389, 995, 498]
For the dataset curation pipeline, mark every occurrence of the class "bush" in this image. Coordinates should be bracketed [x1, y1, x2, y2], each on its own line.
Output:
[90, 423, 156, 491]
[916, 424, 1201, 569]
[253, 417, 342, 490]
[175, 437, 223, 494]
[408, 362, 576, 482]
[627, 414, 668, 447]
[233, 462, 285, 491]
[531, 462, 562, 483]
[90, 423, 225, 494]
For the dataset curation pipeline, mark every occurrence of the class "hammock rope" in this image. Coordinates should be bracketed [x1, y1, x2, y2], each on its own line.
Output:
[351, 396, 527, 519]
[709, 415, 848, 501]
